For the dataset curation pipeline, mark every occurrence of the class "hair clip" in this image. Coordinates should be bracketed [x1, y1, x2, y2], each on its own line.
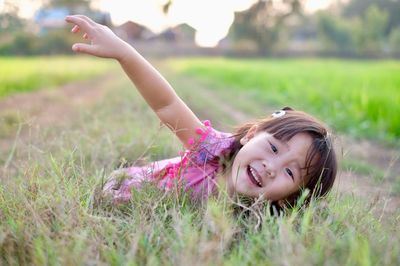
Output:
[271, 110, 286, 118]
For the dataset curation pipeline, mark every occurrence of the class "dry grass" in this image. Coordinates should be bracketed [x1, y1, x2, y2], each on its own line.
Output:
[1, 58, 399, 265]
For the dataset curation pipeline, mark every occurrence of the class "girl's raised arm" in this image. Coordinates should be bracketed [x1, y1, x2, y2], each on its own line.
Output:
[65, 15, 203, 148]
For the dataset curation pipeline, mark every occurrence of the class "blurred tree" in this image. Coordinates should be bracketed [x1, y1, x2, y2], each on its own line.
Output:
[343, 0, 400, 36]
[162, 0, 173, 15]
[389, 27, 400, 55]
[317, 4, 388, 56]
[355, 5, 388, 54]
[230, 0, 306, 55]
[11, 33, 36, 55]
[0, 1, 25, 34]
[316, 13, 355, 54]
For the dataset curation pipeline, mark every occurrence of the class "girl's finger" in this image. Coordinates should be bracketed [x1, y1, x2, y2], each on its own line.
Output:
[72, 43, 96, 55]
[65, 16, 91, 33]
[75, 15, 96, 26]
[83, 33, 88, 39]
[71, 25, 80, 33]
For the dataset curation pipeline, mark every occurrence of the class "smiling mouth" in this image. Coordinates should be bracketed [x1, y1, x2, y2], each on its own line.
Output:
[247, 165, 262, 187]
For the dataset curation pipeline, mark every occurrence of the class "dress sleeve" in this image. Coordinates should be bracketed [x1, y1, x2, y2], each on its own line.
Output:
[185, 120, 233, 167]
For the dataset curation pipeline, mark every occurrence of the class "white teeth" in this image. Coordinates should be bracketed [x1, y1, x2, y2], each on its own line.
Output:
[250, 167, 262, 186]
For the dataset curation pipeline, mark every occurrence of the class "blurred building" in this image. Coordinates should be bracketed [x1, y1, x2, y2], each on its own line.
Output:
[33, 7, 225, 56]
[34, 7, 111, 34]
[113, 21, 153, 42]
[127, 23, 207, 56]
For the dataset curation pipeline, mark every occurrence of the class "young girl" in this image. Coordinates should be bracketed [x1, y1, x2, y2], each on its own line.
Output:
[66, 15, 337, 209]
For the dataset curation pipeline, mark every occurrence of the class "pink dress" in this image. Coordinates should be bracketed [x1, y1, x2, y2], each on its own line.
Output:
[102, 121, 234, 203]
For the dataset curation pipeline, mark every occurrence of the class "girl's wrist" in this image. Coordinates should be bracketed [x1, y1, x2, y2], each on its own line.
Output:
[115, 42, 135, 63]
[116, 44, 139, 65]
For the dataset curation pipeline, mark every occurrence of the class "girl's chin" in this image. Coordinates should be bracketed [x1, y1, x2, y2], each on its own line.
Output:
[234, 190, 263, 200]
[227, 171, 260, 197]
[232, 182, 260, 197]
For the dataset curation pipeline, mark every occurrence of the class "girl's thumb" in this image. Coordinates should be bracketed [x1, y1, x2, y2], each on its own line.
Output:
[72, 43, 93, 55]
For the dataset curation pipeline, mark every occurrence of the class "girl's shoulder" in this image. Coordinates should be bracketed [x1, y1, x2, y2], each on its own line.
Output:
[186, 120, 234, 165]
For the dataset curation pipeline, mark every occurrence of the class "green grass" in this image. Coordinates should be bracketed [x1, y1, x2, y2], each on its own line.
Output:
[167, 58, 400, 144]
[0, 56, 116, 98]
[342, 159, 386, 183]
[394, 176, 400, 196]
[1, 68, 399, 265]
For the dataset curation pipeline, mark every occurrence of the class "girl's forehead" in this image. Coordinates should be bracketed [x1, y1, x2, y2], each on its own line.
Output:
[278, 133, 313, 167]
[287, 133, 313, 155]
[287, 132, 313, 145]
[267, 131, 313, 146]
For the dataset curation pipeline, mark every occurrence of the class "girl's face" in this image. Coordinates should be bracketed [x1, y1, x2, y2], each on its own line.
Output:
[228, 129, 312, 201]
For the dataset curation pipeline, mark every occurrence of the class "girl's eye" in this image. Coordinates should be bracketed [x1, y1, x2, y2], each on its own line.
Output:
[269, 142, 278, 153]
[286, 168, 294, 181]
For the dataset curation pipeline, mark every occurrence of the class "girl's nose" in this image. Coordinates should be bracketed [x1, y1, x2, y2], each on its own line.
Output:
[262, 160, 276, 178]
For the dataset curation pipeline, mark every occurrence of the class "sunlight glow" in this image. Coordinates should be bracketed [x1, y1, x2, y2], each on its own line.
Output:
[167, 0, 256, 47]
[96, 0, 171, 33]
[96, 0, 336, 47]
[0, 0, 42, 19]
[2, 0, 336, 47]
[304, 0, 334, 13]
[97, 0, 257, 47]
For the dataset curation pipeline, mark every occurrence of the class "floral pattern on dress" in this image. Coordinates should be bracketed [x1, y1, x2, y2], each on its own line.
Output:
[102, 120, 234, 204]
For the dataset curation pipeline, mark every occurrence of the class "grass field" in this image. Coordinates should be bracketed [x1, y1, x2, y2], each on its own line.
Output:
[1, 57, 399, 265]
[0, 56, 116, 98]
[168, 58, 400, 144]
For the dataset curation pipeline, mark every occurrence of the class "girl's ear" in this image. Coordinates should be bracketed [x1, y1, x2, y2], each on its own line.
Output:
[240, 137, 248, 145]
[246, 124, 259, 139]
[240, 124, 259, 145]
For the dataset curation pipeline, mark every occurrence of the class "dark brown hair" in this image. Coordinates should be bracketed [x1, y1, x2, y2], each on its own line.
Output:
[225, 107, 337, 210]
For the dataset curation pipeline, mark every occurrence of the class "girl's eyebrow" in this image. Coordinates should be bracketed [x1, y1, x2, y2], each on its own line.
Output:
[275, 138, 290, 150]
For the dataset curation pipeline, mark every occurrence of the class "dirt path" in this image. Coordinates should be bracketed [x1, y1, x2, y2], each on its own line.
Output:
[0, 72, 117, 126]
[0, 72, 118, 153]
[1, 68, 399, 214]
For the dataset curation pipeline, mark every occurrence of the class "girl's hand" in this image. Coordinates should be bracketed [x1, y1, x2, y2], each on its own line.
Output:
[65, 15, 131, 61]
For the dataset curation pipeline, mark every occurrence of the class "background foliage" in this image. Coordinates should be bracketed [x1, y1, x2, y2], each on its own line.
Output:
[0, 56, 115, 98]
[169, 58, 400, 143]
[1, 0, 400, 56]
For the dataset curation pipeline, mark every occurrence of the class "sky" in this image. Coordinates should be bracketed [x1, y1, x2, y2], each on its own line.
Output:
[94, 0, 335, 47]
[0, 0, 335, 47]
